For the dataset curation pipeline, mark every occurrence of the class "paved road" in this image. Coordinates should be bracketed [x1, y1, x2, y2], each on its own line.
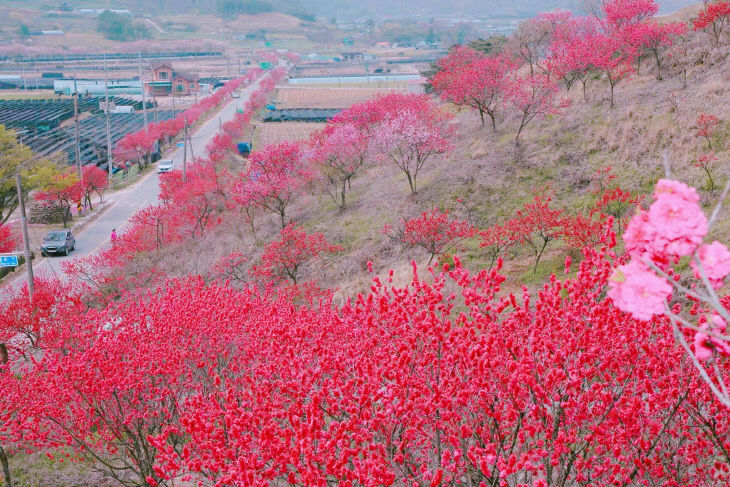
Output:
[14, 79, 261, 282]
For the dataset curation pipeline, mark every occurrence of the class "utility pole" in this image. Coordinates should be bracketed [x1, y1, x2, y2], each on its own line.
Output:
[172, 90, 176, 118]
[138, 51, 149, 132]
[104, 55, 113, 183]
[152, 91, 158, 124]
[15, 174, 34, 302]
[187, 129, 195, 163]
[182, 117, 188, 183]
[73, 75, 82, 179]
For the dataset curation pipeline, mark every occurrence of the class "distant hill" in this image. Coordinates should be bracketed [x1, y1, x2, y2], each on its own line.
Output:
[300, 0, 699, 19]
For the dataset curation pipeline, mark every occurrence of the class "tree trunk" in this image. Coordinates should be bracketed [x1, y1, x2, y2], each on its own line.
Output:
[653, 49, 662, 80]
[489, 112, 497, 132]
[0, 442, 11, 487]
[405, 171, 416, 195]
[703, 166, 715, 191]
[340, 179, 347, 210]
[533, 239, 548, 274]
[582, 79, 588, 101]
[609, 80, 615, 109]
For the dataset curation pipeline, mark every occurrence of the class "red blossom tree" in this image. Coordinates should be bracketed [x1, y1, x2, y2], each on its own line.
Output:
[586, 30, 634, 108]
[80, 164, 109, 209]
[509, 193, 565, 273]
[603, 0, 659, 27]
[251, 224, 342, 284]
[479, 223, 514, 270]
[697, 113, 720, 149]
[386, 209, 476, 265]
[693, 1, 730, 43]
[695, 151, 719, 191]
[637, 21, 687, 80]
[0, 223, 16, 253]
[114, 128, 160, 171]
[35, 173, 83, 227]
[431, 54, 516, 131]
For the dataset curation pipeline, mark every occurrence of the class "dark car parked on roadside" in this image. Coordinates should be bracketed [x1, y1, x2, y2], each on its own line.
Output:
[41, 229, 75, 256]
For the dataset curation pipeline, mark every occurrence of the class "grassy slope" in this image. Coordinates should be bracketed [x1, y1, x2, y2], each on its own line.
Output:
[130, 29, 730, 306]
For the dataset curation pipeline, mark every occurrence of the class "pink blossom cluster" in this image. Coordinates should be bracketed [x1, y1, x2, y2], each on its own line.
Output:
[695, 314, 730, 361]
[608, 179, 730, 361]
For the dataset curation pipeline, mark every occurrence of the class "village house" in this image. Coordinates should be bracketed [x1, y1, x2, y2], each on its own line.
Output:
[145, 62, 200, 97]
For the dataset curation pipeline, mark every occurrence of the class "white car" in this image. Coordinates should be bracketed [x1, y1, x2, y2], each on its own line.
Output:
[157, 159, 174, 174]
[232, 91, 241, 99]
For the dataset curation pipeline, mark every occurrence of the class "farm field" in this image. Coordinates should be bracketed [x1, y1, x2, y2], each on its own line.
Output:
[252, 122, 325, 148]
[275, 86, 401, 108]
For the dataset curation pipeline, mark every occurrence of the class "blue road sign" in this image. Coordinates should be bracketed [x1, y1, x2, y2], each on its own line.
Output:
[0, 254, 19, 267]
[177, 141, 185, 148]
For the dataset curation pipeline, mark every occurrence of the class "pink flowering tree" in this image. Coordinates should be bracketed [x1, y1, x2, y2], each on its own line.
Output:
[233, 141, 311, 228]
[508, 73, 570, 144]
[609, 173, 730, 407]
[369, 94, 453, 195]
[308, 122, 371, 210]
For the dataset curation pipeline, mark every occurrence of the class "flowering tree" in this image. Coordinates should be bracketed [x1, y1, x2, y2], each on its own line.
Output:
[166, 162, 222, 237]
[587, 31, 634, 108]
[308, 122, 371, 210]
[431, 54, 516, 131]
[80, 164, 109, 209]
[509, 193, 565, 273]
[638, 21, 687, 79]
[591, 186, 639, 234]
[386, 209, 476, 265]
[548, 16, 600, 99]
[479, 223, 514, 270]
[0, 223, 15, 253]
[697, 113, 720, 150]
[114, 128, 160, 171]
[508, 73, 570, 143]
[693, 1, 730, 44]
[369, 94, 452, 195]
[695, 152, 719, 191]
[608, 176, 730, 408]
[233, 141, 311, 228]
[141, 249, 727, 486]
[35, 173, 83, 227]
[602, 0, 659, 27]
[251, 224, 342, 284]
